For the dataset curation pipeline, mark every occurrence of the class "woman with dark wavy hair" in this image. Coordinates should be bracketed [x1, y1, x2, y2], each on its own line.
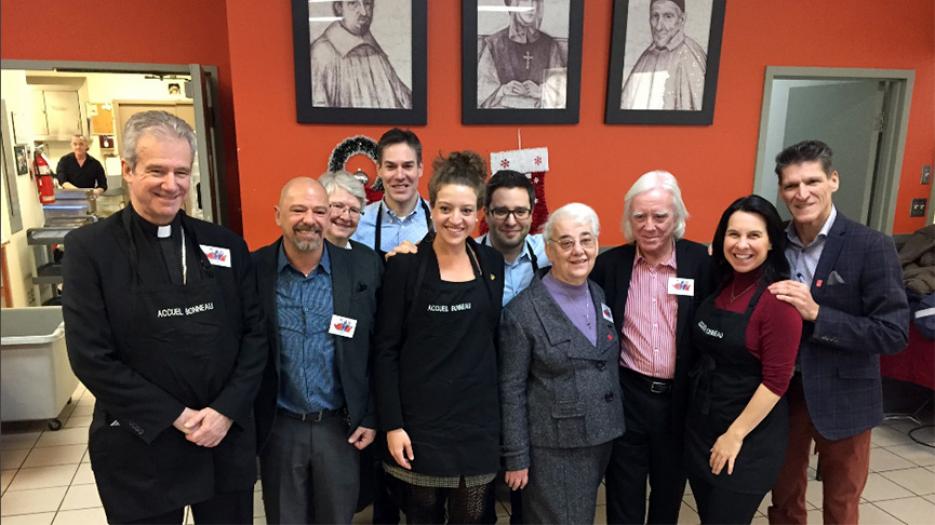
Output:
[685, 195, 802, 524]
[374, 151, 504, 523]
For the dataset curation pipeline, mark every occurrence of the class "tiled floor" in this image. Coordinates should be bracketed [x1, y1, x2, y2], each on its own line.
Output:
[2, 385, 933, 524]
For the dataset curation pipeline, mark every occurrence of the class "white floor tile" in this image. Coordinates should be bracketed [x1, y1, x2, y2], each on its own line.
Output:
[870, 448, 917, 472]
[69, 405, 93, 418]
[253, 490, 264, 517]
[0, 432, 41, 451]
[863, 472, 915, 502]
[0, 512, 56, 525]
[858, 502, 904, 524]
[593, 504, 606, 525]
[1, 449, 30, 470]
[34, 429, 88, 449]
[62, 417, 91, 430]
[22, 445, 86, 469]
[71, 464, 94, 486]
[0, 486, 67, 516]
[881, 466, 935, 496]
[253, 516, 267, 525]
[804, 479, 824, 509]
[872, 425, 916, 447]
[925, 494, 935, 504]
[1, 469, 15, 494]
[352, 505, 372, 525]
[6, 465, 78, 492]
[806, 508, 823, 522]
[59, 484, 102, 511]
[888, 444, 935, 467]
[676, 501, 698, 524]
[874, 496, 935, 525]
[52, 507, 108, 525]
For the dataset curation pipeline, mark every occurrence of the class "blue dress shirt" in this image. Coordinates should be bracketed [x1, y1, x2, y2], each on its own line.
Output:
[351, 198, 432, 253]
[275, 245, 343, 413]
[479, 232, 548, 306]
[785, 206, 837, 286]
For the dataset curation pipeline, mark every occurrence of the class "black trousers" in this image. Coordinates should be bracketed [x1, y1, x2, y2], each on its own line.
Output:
[119, 490, 253, 524]
[605, 369, 686, 524]
[689, 476, 764, 525]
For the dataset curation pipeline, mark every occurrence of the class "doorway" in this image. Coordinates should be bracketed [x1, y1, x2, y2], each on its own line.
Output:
[0, 60, 229, 226]
[752, 67, 914, 233]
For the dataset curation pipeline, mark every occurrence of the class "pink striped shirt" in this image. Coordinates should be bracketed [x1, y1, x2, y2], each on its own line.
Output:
[620, 247, 678, 379]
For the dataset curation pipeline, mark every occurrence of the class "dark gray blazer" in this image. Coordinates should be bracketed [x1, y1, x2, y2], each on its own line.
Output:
[499, 276, 625, 471]
[252, 238, 382, 450]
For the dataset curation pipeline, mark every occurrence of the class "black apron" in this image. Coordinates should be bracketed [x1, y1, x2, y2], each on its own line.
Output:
[88, 209, 255, 522]
[372, 199, 433, 257]
[398, 244, 501, 477]
[685, 284, 788, 494]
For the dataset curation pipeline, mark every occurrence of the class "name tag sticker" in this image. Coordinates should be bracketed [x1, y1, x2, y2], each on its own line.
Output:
[329, 315, 358, 338]
[601, 303, 614, 323]
[667, 277, 694, 296]
[200, 245, 231, 267]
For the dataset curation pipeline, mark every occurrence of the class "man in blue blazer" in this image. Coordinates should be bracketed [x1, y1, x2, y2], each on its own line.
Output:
[766, 140, 909, 525]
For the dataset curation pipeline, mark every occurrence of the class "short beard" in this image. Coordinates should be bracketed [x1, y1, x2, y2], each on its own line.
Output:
[489, 229, 526, 252]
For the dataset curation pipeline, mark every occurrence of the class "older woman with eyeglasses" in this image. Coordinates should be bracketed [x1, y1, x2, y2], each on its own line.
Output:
[498, 203, 625, 524]
[319, 170, 367, 249]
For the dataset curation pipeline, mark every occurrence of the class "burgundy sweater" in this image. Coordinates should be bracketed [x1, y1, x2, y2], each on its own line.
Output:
[713, 270, 802, 396]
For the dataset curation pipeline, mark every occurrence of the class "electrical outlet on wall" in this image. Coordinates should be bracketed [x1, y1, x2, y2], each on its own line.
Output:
[909, 198, 927, 217]
[922, 165, 932, 185]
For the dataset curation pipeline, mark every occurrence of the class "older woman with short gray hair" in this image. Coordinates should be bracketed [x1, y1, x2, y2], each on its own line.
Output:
[499, 202, 625, 524]
[318, 170, 367, 249]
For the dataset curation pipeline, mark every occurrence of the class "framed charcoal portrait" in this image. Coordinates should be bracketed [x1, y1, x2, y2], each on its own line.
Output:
[462, 0, 584, 124]
[605, 0, 725, 125]
[292, 0, 427, 124]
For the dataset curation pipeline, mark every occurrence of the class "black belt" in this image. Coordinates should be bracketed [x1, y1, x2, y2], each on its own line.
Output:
[277, 407, 345, 423]
[621, 367, 673, 394]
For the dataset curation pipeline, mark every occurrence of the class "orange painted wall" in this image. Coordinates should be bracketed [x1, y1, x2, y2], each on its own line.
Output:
[0, 0, 244, 232]
[228, 0, 934, 250]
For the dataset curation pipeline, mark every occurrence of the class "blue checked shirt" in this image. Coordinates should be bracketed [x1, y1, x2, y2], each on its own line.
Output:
[275, 245, 343, 413]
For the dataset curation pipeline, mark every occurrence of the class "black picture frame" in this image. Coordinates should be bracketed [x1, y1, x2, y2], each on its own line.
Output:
[13, 145, 29, 176]
[462, 0, 584, 125]
[291, 0, 427, 125]
[604, 0, 726, 125]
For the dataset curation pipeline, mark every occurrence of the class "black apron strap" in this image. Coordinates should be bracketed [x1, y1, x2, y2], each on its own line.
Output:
[373, 202, 384, 252]
[526, 239, 539, 273]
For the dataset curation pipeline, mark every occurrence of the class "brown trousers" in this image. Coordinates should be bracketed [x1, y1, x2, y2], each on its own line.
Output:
[767, 377, 872, 525]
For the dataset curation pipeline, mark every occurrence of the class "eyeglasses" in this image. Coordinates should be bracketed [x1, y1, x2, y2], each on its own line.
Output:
[330, 202, 362, 217]
[548, 236, 597, 252]
[489, 207, 531, 220]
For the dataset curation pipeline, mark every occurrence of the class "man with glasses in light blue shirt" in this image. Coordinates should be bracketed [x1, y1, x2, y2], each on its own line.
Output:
[478, 169, 549, 306]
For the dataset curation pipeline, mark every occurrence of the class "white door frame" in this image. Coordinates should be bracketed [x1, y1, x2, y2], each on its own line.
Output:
[0, 59, 227, 226]
[753, 67, 914, 234]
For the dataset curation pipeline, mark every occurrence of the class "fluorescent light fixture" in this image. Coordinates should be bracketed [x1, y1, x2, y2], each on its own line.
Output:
[478, 6, 535, 12]
[309, 16, 344, 22]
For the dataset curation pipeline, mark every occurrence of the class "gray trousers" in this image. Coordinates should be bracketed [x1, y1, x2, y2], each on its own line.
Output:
[523, 442, 613, 525]
[259, 413, 359, 524]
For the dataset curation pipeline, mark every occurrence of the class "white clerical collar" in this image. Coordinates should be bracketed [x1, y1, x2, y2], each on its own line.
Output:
[157, 225, 172, 238]
[324, 21, 382, 57]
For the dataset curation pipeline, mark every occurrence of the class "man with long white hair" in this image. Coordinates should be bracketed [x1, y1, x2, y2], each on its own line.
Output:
[591, 170, 713, 524]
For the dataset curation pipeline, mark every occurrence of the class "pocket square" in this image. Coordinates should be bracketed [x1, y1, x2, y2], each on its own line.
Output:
[356, 282, 368, 292]
[827, 270, 846, 286]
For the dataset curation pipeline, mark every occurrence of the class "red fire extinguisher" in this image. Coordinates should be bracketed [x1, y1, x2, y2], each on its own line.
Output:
[34, 148, 55, 204]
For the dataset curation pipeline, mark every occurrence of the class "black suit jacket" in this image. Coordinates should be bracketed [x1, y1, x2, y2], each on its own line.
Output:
[253, 238, 383, 449]
[590, 239, 713, 434]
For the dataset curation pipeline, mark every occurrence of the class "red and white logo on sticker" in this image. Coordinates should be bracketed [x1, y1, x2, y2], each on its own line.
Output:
[200, 245, 232, 267]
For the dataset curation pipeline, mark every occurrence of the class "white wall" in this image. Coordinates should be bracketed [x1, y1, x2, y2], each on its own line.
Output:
[1, 69, 49, 307]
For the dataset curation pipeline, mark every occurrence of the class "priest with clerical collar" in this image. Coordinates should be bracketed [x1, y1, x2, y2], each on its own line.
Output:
[62, 110, 267, 524]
